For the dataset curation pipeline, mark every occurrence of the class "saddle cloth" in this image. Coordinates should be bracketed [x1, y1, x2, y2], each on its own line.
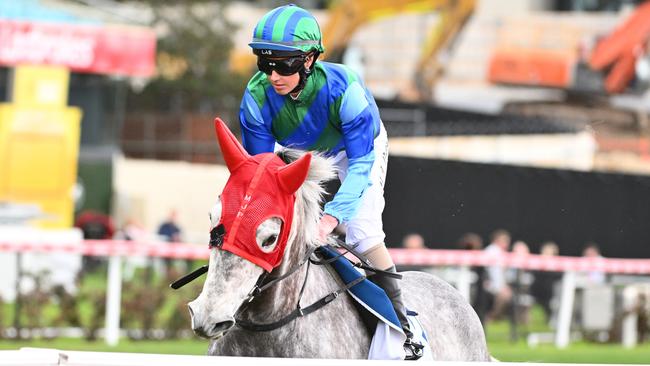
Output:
[316, 246, 432, 360]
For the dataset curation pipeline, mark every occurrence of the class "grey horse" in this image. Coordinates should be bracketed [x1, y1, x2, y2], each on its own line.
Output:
[187, 121, 491, 360]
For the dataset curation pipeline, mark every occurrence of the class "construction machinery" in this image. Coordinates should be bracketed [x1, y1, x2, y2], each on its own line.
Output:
[322, 0, 475, 99]
[487, 1, 650, 95]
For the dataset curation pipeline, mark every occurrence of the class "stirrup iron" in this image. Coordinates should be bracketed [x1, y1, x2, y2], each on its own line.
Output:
[404, 337, 424, 361]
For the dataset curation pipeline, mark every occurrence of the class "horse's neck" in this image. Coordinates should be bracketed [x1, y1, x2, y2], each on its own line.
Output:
[240, 242, 340, 323]
[241, 241, 310, 320]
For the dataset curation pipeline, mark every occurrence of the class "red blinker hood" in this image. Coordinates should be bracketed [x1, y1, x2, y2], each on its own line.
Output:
[214, 118, 311, 272]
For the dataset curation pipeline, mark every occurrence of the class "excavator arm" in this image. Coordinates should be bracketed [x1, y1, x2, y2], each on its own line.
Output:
[322, 0, 475, 99]
[588, 1, 650, 93]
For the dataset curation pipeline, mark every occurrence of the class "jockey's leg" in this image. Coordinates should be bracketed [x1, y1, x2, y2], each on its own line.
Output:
[362, 244, 411, 336]
[362, 244, 424, 360]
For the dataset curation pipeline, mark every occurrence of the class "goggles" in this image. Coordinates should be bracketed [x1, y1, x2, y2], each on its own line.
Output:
[256, 55, 307, 76]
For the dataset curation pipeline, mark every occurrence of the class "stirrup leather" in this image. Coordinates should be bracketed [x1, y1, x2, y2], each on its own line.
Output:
[404, 337, 424, 361]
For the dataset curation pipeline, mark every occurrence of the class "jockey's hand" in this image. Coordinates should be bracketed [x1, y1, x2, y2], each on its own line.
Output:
[318, 214, 339, 242]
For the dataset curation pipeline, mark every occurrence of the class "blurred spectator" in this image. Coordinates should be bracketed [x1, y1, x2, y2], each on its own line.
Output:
[637, 293, 648, 342]
[582, 242, 606, 284]
[115, 217, 150, 279]
[511, 241, 529, 256]
[396, 233, 427, 272]
[530, 241, 562, 324]
[484, 229, 512, 322]
[157, 209, 185, 273]
[75, 210, 115, 240]
[509, 240, 534, 336]
[157, 209, 182, 243]
[457, 232, 487, 325]
[75, 210, 115, 274]
[540, 241, 559, 256]
[401, 233, 425, 249]
[115, 217, 148, 241]
[575, 243, 608, 340]
[457, 232, 483, 251]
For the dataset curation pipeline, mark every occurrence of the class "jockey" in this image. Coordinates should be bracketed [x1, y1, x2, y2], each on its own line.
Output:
[239, 4, 422, 360]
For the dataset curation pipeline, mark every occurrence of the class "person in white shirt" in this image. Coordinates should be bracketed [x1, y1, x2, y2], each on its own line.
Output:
[484, 229, 513, 321]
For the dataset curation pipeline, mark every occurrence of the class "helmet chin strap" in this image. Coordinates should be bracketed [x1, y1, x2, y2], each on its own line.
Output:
[289, 51, 319, 97]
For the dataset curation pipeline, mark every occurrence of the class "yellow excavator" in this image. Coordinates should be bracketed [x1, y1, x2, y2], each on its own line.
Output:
[231, 0, 475, 101]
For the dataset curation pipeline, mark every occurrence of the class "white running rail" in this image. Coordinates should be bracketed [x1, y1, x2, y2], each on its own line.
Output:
[1, 348, 647, 366]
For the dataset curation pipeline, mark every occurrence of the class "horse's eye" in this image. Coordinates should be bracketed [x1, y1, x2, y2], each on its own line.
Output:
[262, 234, 278, 247]
[256, 217, 282, 253]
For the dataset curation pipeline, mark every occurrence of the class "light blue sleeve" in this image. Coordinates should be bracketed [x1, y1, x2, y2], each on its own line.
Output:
[323, 150, 374, 223]
[323, 81, 377, 223]
[239, 89, 275, 154]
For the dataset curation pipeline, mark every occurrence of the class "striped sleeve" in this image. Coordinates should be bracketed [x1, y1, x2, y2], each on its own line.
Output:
[239, 88, 275, 155]
[323, 81, 377, 223]
[339, 81, 375, 159]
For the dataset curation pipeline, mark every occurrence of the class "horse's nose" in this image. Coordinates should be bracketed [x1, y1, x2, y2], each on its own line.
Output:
[193, 320, 234, 339]
[188, 302, 195, 318]
[211, 320, 235, 335]
[193, 324, 209, 338]
[188, 302, 235, 339]
[188, 302, 201, 333]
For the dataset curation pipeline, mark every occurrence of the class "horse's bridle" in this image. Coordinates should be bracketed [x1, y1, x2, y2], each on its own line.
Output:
[170, 230, 401, 332]
[234, 238, 404, 332]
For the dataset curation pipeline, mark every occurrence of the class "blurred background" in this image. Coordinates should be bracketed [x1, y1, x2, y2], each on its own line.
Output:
[0, 0, 649, 363]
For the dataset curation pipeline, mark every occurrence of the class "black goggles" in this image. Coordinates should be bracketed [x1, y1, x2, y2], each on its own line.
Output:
[256, 55, 307, 76]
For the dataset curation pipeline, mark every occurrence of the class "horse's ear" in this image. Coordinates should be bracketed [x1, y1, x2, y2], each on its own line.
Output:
[214, 118, 250, 172]
[277, 153, 311, 194]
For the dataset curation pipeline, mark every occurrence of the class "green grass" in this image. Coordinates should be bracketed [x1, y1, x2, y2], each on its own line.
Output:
[0, 337, 207, 355]
[489, 341, 650, 364]
[482, 306, 650, 363]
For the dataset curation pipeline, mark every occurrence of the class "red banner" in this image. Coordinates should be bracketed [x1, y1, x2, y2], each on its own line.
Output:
[0, 20, 156, 77]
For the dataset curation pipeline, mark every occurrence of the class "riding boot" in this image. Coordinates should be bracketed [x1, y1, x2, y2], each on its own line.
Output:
[368, 266, 424, 360]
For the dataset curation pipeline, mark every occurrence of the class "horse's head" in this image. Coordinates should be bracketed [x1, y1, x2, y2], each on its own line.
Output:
[188, 118, 328, 340]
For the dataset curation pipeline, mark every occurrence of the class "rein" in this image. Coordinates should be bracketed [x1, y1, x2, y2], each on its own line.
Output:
[241, 245, 317, 303]
[233, 239, 402, 332]
[169, 232, 401, 332]
[233, 245, 366, 332]
[169, 224, 225, 290]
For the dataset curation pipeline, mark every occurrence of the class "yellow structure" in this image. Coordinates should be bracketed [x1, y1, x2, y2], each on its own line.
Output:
[0, 65, 82, 228]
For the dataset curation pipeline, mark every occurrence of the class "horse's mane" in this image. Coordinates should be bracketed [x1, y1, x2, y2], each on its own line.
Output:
[276, 149, 336, 248]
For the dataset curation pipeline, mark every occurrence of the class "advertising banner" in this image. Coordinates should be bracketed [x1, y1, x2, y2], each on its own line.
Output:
[0, 19, 156, 77]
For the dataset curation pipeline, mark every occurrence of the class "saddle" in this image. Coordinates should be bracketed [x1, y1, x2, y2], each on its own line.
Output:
[315, 245, 430, 361]
[314, 246, 402, 331]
